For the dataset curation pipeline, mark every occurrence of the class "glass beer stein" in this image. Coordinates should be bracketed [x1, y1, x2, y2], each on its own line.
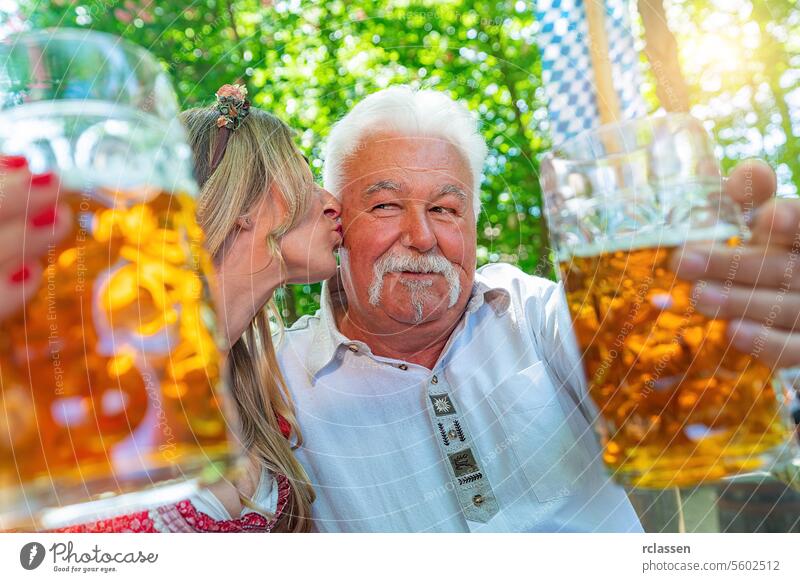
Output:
[540, 114, 795, 489]
[0, 29, 236, 529]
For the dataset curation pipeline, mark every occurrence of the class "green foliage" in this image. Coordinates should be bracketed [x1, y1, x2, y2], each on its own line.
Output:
[25, 0, 550, 321]
[23, 0, 800, 321]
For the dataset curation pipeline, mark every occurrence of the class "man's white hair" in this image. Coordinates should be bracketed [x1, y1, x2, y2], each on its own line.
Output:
[322, 85, 487, 218]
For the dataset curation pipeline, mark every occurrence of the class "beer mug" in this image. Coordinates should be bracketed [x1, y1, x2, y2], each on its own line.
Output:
[540, 114, 795, 489]
[0, 29, 236, 529]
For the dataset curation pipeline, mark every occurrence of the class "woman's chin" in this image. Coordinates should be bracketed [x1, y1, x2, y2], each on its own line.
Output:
[288, 261, 339, 285]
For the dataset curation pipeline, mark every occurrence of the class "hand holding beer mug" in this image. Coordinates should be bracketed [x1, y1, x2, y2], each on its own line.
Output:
[540, 114, 796, 488]
[0, 30, 236, 529]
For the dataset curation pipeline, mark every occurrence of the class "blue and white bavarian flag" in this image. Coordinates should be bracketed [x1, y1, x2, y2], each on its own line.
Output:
[535, 0, 647, 145]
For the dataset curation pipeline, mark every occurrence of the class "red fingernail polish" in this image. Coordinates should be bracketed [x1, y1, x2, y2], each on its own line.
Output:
[9, 265, 30, 284]
[0, 155, 27, 170]
[30, 205, 58, 227]
[30, 172, 55, 187]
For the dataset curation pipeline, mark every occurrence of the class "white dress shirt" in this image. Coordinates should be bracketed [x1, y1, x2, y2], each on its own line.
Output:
[276, 263, 643, 532]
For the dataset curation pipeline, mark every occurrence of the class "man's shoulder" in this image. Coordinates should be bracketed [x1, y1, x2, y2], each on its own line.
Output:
[476, 262, 560, 300]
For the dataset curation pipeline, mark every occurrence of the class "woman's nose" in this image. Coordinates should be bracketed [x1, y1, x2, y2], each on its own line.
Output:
[321, 189, 341, 221]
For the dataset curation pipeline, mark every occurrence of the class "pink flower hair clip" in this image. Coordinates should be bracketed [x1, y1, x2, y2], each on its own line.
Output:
[214, 83, 250, 130]
[209, 83, 251, 171]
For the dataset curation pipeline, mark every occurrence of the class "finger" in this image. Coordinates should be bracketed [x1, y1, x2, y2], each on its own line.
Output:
[670, 244, 798, 289]
[694, 283, 800, 331]
[0, 156, 33, 219]
[0, 261, 44, 320]
[749, 198, 800, 248]
[728, 319, 800, 370]
[0, 203, 72, 267]
[0, 164, 62, 221]
[724, 159, 776, 217]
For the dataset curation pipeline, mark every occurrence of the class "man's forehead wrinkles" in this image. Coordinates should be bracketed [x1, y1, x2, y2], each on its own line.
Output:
[395, 165, 462, 173]
[358, 167, 466, 183]
[361, 146, 466, 168]
[357, 164, 465, 180]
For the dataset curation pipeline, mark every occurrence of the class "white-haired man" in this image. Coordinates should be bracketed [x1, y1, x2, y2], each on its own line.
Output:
[276, 86, 800, 532]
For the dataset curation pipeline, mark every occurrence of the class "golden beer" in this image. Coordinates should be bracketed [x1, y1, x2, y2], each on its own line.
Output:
[0, 187, 230, 507]
[560, 233, 791, 488]
[0, 31, 237, 529]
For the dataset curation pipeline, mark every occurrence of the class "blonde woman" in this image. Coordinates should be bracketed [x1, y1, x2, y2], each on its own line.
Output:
[1, 84, 341, 532]
[173, 84, 342, 532]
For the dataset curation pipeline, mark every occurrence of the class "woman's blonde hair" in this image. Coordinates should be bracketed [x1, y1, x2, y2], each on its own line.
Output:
[180, 105, 315, 532]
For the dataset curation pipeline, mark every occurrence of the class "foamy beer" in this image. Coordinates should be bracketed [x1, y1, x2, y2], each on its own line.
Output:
[0, 30, 235, 529]
[540, 114, 794, 488]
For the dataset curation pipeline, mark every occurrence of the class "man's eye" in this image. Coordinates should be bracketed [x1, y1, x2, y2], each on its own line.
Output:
[373, 203, 397, 211]
[430, 206, 455, 214]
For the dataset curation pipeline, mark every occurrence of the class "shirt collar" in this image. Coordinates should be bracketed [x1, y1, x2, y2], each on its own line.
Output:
[467, 269, 512, 316]
[305, 270, 512, 378]
[304, 279, 352, 378]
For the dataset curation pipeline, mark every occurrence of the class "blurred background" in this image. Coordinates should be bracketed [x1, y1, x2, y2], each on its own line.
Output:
[12, 0, 800, 323]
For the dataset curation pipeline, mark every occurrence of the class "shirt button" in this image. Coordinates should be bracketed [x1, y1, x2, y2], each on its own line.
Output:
[472, 494, 484, 506]
[398, 364, 408, 371]
[348, 345, 358, 353]
[431, 375, 438, 384]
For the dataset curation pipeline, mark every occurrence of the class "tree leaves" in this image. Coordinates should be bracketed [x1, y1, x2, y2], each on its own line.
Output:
[24, 0, 799, 321]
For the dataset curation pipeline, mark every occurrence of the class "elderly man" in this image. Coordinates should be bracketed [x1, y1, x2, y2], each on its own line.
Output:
[276, 86, 800, 532]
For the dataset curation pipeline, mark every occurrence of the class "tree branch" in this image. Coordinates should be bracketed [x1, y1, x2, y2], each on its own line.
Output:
[225, 0, 242, 45]
[638, 0, 690, 112]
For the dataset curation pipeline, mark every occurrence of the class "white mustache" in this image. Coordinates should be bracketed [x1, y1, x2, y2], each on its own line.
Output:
[368, 251, 461, 309]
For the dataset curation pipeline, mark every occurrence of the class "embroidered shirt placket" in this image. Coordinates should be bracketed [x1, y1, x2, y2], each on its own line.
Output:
[425, 372, 499, 524]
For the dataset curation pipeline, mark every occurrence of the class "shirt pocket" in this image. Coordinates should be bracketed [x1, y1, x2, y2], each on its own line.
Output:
[487, 361, 593, 503]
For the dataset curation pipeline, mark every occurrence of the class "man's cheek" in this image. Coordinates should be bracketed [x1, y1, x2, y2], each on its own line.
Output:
[457, 243, 478, 269]
[342, 209, 367, 233]
[439, 231, 474, 258]
[351, 257, 378, 286]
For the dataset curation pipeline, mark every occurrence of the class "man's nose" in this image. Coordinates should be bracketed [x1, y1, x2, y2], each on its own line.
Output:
[400, 208, 436, 253]
[321, 189, 341, 221]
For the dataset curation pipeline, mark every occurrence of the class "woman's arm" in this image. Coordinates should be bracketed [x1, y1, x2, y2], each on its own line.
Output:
[204, 456, 262, 518]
